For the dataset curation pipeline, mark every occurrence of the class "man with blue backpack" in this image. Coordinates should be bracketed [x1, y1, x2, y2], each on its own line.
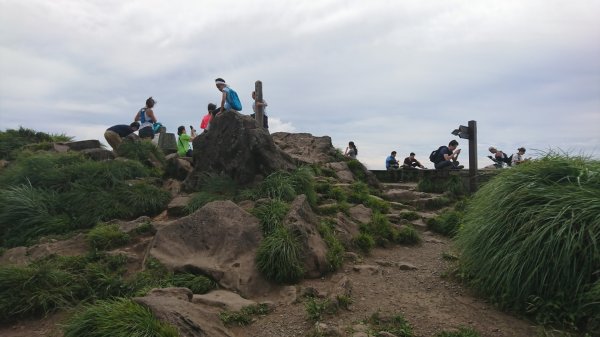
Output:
[215, 78, 242, 113]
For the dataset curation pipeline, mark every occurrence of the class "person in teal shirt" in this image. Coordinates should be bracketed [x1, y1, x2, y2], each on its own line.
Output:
[177, 125, 197, 157]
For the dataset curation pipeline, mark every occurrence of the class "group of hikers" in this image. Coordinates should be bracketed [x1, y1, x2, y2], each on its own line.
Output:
[342, 139, 529, 171]
[103, 78, 268, 157]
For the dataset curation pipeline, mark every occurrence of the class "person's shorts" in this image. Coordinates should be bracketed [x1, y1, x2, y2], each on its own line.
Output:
[139, 126, 154, 139]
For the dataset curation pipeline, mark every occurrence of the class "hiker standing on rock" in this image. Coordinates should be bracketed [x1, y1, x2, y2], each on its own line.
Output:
[104, 122, 140, 150]
[134, 97, 158, 140]
[345, 141, 358, 159]
[215, 78, 242, 113]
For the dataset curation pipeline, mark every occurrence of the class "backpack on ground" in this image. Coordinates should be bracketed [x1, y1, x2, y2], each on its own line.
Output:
[226, 88, 243, 111]
[429, 146, 445, 164]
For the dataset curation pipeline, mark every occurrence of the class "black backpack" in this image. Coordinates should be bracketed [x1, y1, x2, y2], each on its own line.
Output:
[429, 146, 446, 164]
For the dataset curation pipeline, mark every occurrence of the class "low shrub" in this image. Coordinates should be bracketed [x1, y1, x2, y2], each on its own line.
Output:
[456, 154, 600, 331]
[170, 273, 216, 294]
[291, 166, 317, 207]
[346, 159, 367, 182]
[0, 264, 77, 321]
[305, 298, 337, 321]
[256, 227, 304, 284]
[394, 225, 421, 245]
[252, 200, 290, 236]
[317, 222, 344, 271]
[366, 311, 414, 337]
[63, 298, 178, 337]
[435, 327, 482, 337]
[427, 210, 463, 237]
[327, 186, 348, 202]
[86, 223, 130, 250]
[116, 140, 166, 168]
[0, 127, 71, 160]
[352, 233, 375, 254]
[348, 181, 370, 204]
[398, 211, 420, 221]
[364, 212, 396, 246]
[219, 303, 271, 327]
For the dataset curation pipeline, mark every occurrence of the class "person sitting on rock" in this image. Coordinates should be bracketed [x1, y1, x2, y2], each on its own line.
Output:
[215, 78, 242, 114]
[201, 103, 217, 131]
[386, 151, 400, 170]
[512, 147, 529, 165]
[488, 146, 512, 168]
[104, 122, 140, 150]
[177, 125, 197, 157]
[403, 152, 425, 169]
[434, 140, 463, 170]
[345, 141, 358, 159]
[250, 91, 269, 128]
[134, 97, 158, 140]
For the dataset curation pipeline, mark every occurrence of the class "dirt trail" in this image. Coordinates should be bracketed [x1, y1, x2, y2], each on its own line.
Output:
[235, 233, 538, 337]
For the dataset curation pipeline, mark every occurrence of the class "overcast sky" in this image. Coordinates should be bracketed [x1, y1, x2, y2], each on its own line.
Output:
[1, 0, 599, 169]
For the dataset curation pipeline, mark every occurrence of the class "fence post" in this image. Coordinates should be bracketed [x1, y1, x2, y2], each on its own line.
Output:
[468, 120, 478, 193]
[255, 81, 264, 129]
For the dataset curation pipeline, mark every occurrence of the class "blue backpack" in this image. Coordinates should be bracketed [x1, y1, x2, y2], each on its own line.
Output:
[226, 88, 243, 111]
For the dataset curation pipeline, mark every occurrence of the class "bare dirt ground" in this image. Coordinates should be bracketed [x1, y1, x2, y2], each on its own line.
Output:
[234, 233, 538, 337]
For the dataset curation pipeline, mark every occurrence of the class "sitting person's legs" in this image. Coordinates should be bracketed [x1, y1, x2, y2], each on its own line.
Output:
[435, 160, 458, 169]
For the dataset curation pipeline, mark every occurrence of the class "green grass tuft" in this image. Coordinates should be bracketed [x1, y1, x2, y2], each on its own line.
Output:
[86, 223, 130, 250]
[366, 311, 414, 337]
[63, 298, 179, 337]
[456, 154, 600, 331]
[0, 127, 65, 160]
[427, 210, 463, 237]
[305, 297, 337, 321]
[251, 200, 290, 236]
[394, 225, 422, 245]
[116, 140, 166, 167]
[352, 233, 375, 254]
[398, 211, 421, 221]
[256, 227, 304, 284]
[219, 303, 271, 326]
[317, 222, 345, 271]
[170, 273, 216, 294]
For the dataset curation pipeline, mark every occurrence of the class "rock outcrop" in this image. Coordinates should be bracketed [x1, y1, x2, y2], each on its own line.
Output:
[272, 132, 339, 164]
[185, 111, 296, 188]
[150, 200, 273, 298]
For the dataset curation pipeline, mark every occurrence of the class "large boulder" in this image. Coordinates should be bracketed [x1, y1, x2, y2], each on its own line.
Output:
[272, 132, 339, 164]
[134, 288, 234, 337]
[149, 200, 274, 298]
[284, 195, 329, 278]
[184, 111, 295, 188]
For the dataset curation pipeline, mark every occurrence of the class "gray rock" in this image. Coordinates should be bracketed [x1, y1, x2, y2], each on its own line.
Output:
[326, 161, 354, 183]
[398, 262, 418, 270]
[348, 204, 373, 224]
[352, 264, 381, 275]
[167, 195, 191, 217]
[185, 111, 296, 187]
[64, 139, 102, 151]
[272, 132, 338, 164]
[192, 290, 257, 311]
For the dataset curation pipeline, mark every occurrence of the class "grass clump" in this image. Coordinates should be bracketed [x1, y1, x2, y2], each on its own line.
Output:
[398, 211, 420, 221]
[256, 227, 304, 284]
[86, 223, 130, 250]
[317, 221, 344, 271]
[352, 233, 375, 254]
[305, 297, 337, 321]
[0, 152, 170, 247]
[0, 127, 72, 160]
[418, 175, 466, 196]
[116, 140, 166, 167]
[346, 159, 367, 182]
[366, 311, 414, 337]
[185, 173, 238, 213]
[63, 298, 179, 337]
[435, 327, 482, 337]
[427, 210, 464, 237]
[349, 181, 389, 213]
[170, 273, 216, 294]
[456, 154, 600, 332]
[252, 200, 290, 236]
[394, 225, 422, 245]
[219, 303, 271, 327]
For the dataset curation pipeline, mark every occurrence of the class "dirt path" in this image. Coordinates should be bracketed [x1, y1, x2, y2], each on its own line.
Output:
[235, 232, 538, 337]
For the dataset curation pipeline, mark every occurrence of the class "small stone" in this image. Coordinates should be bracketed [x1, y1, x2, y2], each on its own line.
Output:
[398, 262, 418, 270]
[375, 259, 394, 267]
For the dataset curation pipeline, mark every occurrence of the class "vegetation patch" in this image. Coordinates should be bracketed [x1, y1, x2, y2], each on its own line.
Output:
[346, 159, 367, 182]
[394, 225, 421, 245]
[352, 232, 375, 255]
[251, 167, 317, 206]
[252, 199, 290, 236]
[0, 127, 72, 160]
[256, 227, 304, 284]
[170, 273, 216, 294]
[427, 210, 464, 237]
[418, 175, 465, 196]
[219, 303, 272, 327]
[63, 298, 179, 337]
[86, 223, 130, 250]
[305, 297, 338, 321]
[365, 311, 414, 337]
[317, 221, 345, 271]
[456, 154, 600, 332]
[116, 140, 166, 168]
[435, 327, 482, 337]
[185, 173, 238, 213]
[398, 211, 421, 221]
[0, 152, 170, 247]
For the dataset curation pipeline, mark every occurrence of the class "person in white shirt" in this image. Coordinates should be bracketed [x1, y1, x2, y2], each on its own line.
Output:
[512, 147, 529, 165]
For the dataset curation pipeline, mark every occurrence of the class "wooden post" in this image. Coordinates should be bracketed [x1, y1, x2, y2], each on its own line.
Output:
[254, 80, 264, 129]
[468, 120, 478, 193]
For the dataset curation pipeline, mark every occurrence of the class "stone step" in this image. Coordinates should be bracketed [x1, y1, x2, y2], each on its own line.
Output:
[380, 182, 418, 191]
[382, 189, 432, 203]
[388, 201, 415, 211]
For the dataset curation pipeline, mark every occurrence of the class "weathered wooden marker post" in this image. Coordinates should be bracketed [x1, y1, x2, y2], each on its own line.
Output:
[254, 80, 264, 129]
[452, 120, 478, 193]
